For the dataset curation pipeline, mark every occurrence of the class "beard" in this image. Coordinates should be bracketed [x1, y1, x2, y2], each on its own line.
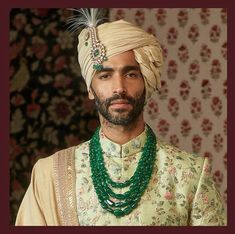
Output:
[91, 87, 145, 126]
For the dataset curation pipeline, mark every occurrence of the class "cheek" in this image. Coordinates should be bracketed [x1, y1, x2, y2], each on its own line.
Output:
[93, 83, 113, 98]
[139, 79, 146, 93]
[129, 80, 145, 95]
[96, 88, 110, 99]
[90, 85, 109, 102]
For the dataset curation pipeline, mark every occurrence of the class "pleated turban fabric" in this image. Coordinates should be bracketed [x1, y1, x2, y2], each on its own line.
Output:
[77, 19, 163, 100]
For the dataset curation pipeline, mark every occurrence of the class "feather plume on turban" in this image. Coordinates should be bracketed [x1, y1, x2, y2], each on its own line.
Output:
[77, 19, 163, 100]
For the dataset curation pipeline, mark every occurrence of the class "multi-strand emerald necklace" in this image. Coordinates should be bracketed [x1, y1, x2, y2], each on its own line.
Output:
[89, 125, 157, 217]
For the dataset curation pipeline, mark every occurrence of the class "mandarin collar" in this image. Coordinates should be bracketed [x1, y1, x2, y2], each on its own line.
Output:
[99, 126, 147, 158]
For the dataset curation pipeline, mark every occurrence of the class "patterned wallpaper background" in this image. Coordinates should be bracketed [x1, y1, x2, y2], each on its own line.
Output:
[110, 7, 227, 213]
[10, 8, 227, 224]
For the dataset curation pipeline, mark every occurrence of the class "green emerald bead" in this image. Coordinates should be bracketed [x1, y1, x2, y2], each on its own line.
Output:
[105, 207, 113, 213]
[123, 207, 132, 215]
[92, 64, 100, 70]
[113, 202, 126, 208]
[113, 209, 124, 217]
[93, 49, 100, 57]
[97, 64, 103, 71]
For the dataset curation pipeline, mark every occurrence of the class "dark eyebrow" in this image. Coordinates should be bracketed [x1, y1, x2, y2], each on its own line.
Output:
[97, 67, 114, 73]
[96, 65, 140, 73]
[122, 66, 141, 73]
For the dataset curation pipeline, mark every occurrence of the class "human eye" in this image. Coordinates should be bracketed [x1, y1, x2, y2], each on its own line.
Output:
[126, 72, 141, 79]
[98, 73, 111, 80]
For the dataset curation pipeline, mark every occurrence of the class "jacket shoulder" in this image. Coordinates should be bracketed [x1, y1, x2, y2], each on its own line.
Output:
[33, 146, 77, 176]
[157, 140, 205, 170]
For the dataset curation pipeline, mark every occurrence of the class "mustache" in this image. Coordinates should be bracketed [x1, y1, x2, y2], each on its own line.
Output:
[104, 93, 136, 107]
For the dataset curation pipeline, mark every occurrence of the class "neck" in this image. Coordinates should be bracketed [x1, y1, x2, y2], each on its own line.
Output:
[99, 115, 145, 145]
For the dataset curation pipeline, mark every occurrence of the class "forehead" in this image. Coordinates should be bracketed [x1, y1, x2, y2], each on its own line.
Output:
[102, 50, 139, 68]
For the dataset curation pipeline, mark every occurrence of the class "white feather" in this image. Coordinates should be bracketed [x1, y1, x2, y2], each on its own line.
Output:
[66, 8, 107, 33]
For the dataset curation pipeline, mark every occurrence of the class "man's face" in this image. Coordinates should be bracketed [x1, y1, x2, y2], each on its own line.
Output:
[89, 51, 145, 126]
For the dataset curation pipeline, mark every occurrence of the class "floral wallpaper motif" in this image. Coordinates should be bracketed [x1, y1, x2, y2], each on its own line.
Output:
[110, 8, 227, 211]
[9, 8, 108, 224]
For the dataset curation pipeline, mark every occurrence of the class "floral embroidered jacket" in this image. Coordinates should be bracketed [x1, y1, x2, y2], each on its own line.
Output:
[15, 128, 226, 226]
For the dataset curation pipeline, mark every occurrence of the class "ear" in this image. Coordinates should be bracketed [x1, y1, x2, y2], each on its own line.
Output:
[88, 88, 95, 100]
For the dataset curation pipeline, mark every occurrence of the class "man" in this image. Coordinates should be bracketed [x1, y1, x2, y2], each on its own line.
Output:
[15, 11, 226, 226]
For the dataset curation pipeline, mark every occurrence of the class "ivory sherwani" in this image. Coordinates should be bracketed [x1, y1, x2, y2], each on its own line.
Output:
[15, 129, 226, 226]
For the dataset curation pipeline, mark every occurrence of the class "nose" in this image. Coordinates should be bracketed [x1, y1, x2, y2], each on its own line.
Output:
[112, 73, 127, 94]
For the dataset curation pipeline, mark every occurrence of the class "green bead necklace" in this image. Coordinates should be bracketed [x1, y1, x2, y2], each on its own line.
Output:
[89, 125, 157, 217]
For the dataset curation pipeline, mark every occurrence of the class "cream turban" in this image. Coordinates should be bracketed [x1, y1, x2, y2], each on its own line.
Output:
[77, 19, 163, 100]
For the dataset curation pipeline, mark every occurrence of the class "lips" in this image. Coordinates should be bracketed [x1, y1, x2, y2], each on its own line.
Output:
[110, 99, 131, 109]
[110, 99, 130, 105]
